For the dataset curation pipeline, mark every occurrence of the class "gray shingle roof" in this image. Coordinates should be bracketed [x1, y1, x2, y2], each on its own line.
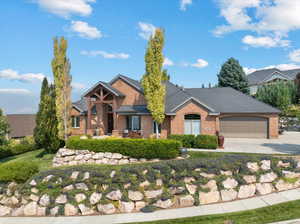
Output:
[83, 81, 125, 97]
[6, 114, 36, 138]
[73, 98, 87, 113]
[247, 68, 300, 85]
[115, 105, 150, 114]
[73, 74, 280, 115]
[110, 74, 143, 92]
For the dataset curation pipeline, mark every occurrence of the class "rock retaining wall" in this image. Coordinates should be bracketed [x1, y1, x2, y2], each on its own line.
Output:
[1, 157, 300, 217]
[53, 148, 177, 167]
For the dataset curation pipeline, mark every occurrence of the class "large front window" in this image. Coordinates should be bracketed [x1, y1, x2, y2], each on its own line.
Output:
[126, 116, 141, 130]
[72, 116, 80, 128]
[184, 114, 201, 135]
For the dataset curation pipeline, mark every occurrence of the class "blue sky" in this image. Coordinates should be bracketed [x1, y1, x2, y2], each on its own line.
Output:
[1, 0, 300, 114]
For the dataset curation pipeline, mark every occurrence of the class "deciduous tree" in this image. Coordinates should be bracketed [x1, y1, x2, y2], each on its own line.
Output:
[52, 37, 72, 141]
[0, 108, 9, 145]
[141, 28, 166, 138]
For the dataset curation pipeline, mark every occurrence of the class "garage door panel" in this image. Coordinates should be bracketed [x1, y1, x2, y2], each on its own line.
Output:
[220, 117, 268, 138]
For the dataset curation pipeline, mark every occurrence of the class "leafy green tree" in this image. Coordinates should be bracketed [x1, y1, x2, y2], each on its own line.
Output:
[34, 78, 49, 148]
[162, 69, 170, 81]
[256, 81, 297, 112]
[295, 73, 300, 103]
[0, 108, 9, 145]
[141, 28, 166, 138]
[52, 37, 72, 141]
[218, 57, 250, 94]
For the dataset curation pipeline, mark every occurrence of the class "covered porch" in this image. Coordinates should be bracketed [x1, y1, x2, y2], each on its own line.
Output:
[84, 81, 124, 136]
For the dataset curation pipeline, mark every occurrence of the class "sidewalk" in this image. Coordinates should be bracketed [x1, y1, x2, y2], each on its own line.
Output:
[1, 188, 300, 224]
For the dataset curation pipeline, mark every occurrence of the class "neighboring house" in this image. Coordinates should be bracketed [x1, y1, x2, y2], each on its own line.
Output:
[71, 74, 280, 139]
[6, 114, 36, 139]
[247, 68, 300, 95]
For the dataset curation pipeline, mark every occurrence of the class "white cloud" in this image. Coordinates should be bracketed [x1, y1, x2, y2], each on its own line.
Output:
[35, 0, 96, 18]
[191, 59, 209, 68]
[138, 22, 156, 40]
[81, 50, 130, 59]
[72, 82, 86, 90]
[0, 89, 31, 95]
[289, 49, 300, 63]
[242, 35, 290, 48]
[244, 63, 300, 75]
[70, 21, 102, 39]
[163, 58, 174, 66]
[0, 69, 45, 83]
[214, 0, 300, 48]
[180, 0, 192, 11]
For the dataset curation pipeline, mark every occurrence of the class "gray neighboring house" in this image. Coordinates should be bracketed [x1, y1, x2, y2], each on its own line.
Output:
[247, 68, 300, 95]
[6, 114, 36, 139]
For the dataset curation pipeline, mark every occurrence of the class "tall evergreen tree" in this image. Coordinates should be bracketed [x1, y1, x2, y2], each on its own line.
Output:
[43, 85, 61, 153]
[141, 28, 166, 138]
[218, 58, 250, 94]
[52, 37, 72, 141]
[0, 108, 9, 145]
[34, 78, 49, 148]
[201, 84, 205, 88]
[162, 69, 170, 81]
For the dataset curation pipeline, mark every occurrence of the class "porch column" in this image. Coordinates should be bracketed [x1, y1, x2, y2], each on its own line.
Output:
[112, 96, 119, 137]
[87, 97, 92, 130]
[96, 102, 104, 135]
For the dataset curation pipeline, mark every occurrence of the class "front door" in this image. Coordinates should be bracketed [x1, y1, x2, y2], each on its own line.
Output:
[107, 113, 113, 134]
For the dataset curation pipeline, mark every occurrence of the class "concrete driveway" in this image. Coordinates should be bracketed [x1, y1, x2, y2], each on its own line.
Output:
[192, 132, 300, 155]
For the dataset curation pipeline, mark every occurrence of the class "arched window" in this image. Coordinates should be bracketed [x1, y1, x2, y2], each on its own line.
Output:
[184, 114, 201, 135]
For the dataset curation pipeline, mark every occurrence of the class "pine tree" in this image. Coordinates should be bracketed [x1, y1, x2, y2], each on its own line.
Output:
[141, 28, 166, 138]
[209, 83, 212, 88]
[52, 37, 72, 141]
[43, 85, 61, 153]
[218, 57, 250, 94]
[162, 69, 170, 81]
[0, 108, 9, 145]
[201, 84, 205, 88]
[34, 78, 49, 148]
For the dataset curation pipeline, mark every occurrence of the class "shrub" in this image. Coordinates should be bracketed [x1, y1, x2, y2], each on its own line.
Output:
[168, 135, 195, 148]
[168, 134, 218, 149]
[194, 135, 218, 149]
[0, 143, 36, 160]
[66, 137, 181, 159]
[0, 161, 39, 183]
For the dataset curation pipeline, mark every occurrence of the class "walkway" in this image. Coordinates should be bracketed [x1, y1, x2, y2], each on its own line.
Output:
[190, 132, 300, 155]
[1, 188, 300, 224]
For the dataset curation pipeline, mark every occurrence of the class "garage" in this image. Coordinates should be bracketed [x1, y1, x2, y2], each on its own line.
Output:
[220, 116, 268, 138]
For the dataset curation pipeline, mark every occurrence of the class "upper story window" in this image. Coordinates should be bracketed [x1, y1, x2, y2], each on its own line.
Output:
[72, 116, 80, 128]
[126, 116, 141, 130]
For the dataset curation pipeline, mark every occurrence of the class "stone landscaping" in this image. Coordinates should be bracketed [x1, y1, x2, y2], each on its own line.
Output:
[53, 148, 184, 167]
[0, 156, 300, 217]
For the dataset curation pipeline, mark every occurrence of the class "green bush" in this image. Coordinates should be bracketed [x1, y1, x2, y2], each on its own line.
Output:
[66, 137, 181, 159]
[0, 143, 36, 160]
[194, 135, 218, 149]
[0, 161, 39, 183]
[168, 134, 218, 149]
[168, 135, 195, 148]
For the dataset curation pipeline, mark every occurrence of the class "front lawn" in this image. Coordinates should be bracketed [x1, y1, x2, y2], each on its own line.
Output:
[0, 149, 54, 171]
[132, 200, 300, 224]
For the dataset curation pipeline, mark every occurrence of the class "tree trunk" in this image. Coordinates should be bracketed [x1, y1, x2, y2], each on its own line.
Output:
[155, 121, 159, 139]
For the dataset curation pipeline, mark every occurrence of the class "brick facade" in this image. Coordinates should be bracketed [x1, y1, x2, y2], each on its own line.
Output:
[71, 77, 279, 139]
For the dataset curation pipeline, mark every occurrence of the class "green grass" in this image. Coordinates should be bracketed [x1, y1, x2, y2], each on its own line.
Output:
[0, 149, 54, 171]
[132, 200, 300, 224]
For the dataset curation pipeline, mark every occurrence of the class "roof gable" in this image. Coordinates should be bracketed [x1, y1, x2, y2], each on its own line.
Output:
[83, 81, 125, 97]
[110, 74, 143, 93]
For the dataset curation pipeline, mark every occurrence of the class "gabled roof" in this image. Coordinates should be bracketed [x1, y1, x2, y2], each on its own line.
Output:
[247, 68, 299, 85]
[73, 74, 280, 115]
[110, 74, 143, 92]
[83, 81, 125, 97]
[6, 114, 36, 138]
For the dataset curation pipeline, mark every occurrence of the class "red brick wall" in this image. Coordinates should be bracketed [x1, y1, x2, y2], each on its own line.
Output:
[70, 108, 86, 136]
[170, 102, 217, 135]
[111, 79, 146, 106]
